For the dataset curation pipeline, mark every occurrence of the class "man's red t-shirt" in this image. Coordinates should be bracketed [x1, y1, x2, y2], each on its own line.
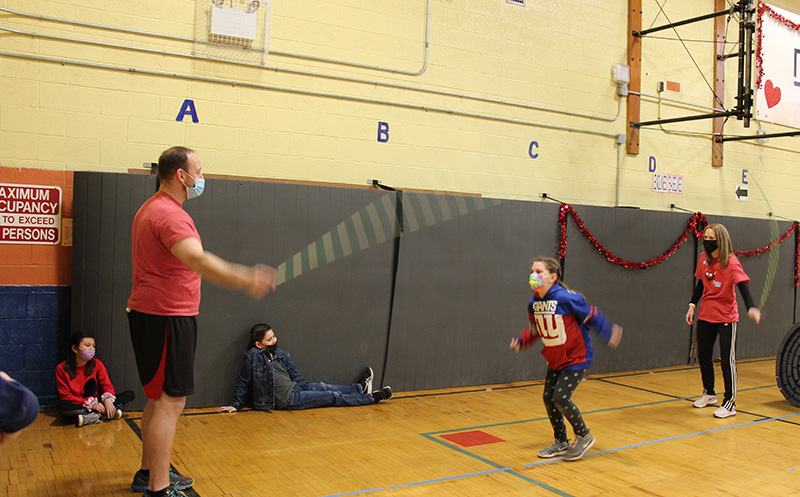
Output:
[127, 191, 201, 316]
[695, 253, 749, 323]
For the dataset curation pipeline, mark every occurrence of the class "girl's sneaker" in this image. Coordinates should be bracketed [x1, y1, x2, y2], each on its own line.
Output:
[537, 440, 569, 458]
[563, 433, 595, 461]
[77, 412, 102, 427]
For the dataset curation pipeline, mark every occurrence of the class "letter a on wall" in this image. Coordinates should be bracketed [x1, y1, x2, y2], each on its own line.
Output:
[176, 99, 200, 123]
[755, 3, 800, 127]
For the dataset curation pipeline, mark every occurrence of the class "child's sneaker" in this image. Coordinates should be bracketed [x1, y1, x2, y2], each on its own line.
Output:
[372, 386, 393, 402]
[361, 367, 374, 394]
[77, 412, 102, 427]
[113, 409, 123, 420]
[563, 433, 595, 461]
[693, 393, 717, 408]
[537, 440, 569, 458]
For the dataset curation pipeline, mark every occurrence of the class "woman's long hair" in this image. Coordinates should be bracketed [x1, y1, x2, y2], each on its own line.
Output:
[63, 332, 95, 380]
[704, 223, 733, 268]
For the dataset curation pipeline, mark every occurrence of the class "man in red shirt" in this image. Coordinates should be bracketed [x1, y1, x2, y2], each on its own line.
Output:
[127, 146, 276, 497]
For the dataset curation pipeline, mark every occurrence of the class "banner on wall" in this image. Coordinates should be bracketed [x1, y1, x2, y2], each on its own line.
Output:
[755, 2, 800, 127]
[0, 183, 62, 244]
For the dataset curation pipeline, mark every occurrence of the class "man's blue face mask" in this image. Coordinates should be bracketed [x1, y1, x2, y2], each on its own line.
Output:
[181, 170, 205, 199]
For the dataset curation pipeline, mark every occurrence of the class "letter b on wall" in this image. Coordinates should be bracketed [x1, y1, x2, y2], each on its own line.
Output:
[378, 122, 389, 143]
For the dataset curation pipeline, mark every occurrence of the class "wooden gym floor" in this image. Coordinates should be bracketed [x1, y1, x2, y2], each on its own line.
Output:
[3, 357, 799, 496]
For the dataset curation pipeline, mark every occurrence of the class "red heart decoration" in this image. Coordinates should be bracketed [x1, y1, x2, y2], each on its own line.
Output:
[764, 80, 781, 108]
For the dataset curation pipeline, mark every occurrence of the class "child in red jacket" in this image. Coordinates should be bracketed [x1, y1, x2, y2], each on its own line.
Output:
[56, 332, 134, 427]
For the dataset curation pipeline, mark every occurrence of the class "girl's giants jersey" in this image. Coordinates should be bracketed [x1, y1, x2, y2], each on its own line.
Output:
[526, 284, 612, 371]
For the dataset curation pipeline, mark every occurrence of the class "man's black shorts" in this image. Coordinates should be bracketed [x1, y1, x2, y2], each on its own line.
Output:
[127, 309, 198, 399]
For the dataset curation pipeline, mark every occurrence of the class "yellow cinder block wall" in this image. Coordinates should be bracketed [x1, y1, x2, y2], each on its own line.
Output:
[0, 0, 798, 218]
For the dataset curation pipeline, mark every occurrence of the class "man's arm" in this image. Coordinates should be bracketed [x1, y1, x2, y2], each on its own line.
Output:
[170, 237, 276, 298]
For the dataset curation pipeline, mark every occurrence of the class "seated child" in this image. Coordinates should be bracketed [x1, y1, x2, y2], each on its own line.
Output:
[218, 323, 392, 412]
[56, 332, 134, 426]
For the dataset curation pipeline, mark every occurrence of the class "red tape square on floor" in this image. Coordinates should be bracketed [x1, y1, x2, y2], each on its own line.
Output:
[440, 430, 505, 447]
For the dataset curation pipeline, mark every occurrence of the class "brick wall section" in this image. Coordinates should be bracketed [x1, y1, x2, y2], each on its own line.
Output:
[0, 286, 70, 405]
[0, 166, 74, 404]
[0, 167, 73, 285]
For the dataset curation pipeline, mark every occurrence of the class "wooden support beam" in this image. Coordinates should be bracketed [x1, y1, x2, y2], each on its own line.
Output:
[712, 0, 726, 167]
[627, 0, 642, 155]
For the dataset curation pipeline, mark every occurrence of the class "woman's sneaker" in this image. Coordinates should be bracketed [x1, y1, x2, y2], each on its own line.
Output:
[77, 412, 102, 427]
[713, 405, 736, 418]
[693, 393, 718, 408]
[563, 433, 595, 461]
[537, 440, 569, 458]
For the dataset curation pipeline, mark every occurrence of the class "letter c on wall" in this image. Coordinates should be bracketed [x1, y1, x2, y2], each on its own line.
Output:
[528, 141, 539, 159]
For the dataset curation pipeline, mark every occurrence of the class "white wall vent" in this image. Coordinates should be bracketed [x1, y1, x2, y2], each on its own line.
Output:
[195, 0, 272, 65]
[506, 0, 526, 6]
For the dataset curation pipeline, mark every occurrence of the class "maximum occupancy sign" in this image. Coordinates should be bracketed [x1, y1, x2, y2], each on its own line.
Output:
[0, 183, 62, 245]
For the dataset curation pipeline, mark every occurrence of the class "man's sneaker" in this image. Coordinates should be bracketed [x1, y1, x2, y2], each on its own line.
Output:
[713, 405, 736, 418]
[131, 469, 195, 492]
[693, 393, 717, 408]
[537, 440, 569, 458]
[361, 367, 374, 394]
[563, 433, 595, 461]
[142, 486, 188, 497]
[77, 412, 101, 427]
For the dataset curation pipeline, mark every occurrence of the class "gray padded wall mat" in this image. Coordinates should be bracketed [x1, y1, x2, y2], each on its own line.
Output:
[383, 197, 561, 392]
[73, 173, 800, 407]
[560, 206, 696, 374]
[72, 172, 396, 410]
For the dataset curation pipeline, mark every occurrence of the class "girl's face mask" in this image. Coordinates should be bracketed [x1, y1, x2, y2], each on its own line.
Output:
[79, 348, 96, 361]
[529, 272, 545, 291]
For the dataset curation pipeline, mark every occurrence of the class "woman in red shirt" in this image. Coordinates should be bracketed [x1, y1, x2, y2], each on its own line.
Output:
[685, 223, 761, 419]
[56, 332, 134, 426]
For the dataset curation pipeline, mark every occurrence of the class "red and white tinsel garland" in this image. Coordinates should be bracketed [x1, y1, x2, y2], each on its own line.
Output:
[756, 1, 800, 90]
[557, 203, 799, 286]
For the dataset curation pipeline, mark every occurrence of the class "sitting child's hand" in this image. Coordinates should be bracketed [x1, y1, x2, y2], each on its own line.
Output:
[217, 406, 237, 413]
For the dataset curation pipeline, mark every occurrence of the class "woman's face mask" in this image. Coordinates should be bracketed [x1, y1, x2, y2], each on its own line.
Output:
[703, 239, 718, 254]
